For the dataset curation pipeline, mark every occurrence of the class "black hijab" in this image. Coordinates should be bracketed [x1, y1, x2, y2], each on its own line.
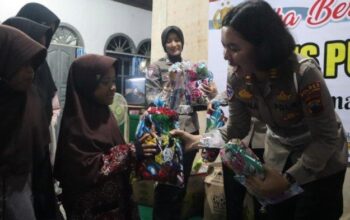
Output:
[161, 25, 184, 63]
[2, 19, 60, 219]
[17, 2, 61, 46]
[17, 2, 61, 124]
[54, 54, 124, 190]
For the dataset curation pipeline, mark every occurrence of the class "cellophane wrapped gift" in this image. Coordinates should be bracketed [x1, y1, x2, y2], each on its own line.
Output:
[220, 140, 303, 206]
[135, 105, 184, 187]
[201, 100, 227, 162]
[155, 61, 214, 114]
[186, 61, 214, 106]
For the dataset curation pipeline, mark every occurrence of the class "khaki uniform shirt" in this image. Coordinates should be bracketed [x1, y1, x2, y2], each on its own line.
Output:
[214, 90, 266, 149]
[145, 57, 199, 133]
[219, 56, 348, 185]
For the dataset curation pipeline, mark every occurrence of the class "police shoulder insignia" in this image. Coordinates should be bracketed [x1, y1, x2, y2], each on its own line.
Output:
[226, 85, 234, 100]
[300, 81, 323, 114]
[276, 91, 291, 102]
[238, 89, 253, 99]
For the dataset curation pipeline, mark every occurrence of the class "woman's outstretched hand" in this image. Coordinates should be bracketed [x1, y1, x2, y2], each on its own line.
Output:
[169, 129, 202, 152]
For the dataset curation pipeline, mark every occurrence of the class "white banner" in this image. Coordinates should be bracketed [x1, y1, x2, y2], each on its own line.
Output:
[208, 0, 350, 137]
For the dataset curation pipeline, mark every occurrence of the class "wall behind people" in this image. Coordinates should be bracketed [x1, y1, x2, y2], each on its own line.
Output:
[0, 0, 151, 54]
[151, 0, 208, 63]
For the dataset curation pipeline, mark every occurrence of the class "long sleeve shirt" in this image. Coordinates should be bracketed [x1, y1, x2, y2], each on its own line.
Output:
[219, 55, 348, 185]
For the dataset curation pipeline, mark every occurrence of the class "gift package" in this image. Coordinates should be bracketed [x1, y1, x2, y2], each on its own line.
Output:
[220, 140, 304, 206]
[201, 100, 226, 162]
[155, 61, 214, 114]
[135, 106, 184, 187]
[203, 163, 226, 220]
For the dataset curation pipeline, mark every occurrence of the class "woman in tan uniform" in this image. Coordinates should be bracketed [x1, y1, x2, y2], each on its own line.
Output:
[172, 1, 348, 220]
[145, 25, 217, 220]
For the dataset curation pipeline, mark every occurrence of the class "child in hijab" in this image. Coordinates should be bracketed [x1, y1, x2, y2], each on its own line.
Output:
[0, 24, 48, 220]
[3, 17, 60, 220]
[54, 54, 142, 219]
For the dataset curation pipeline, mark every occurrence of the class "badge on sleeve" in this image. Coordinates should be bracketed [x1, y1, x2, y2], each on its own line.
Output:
[238, 88, 253, 99]
[226, 85, 234, 100]
[300, 81, 323, 114]
[276, 91, 291, 102]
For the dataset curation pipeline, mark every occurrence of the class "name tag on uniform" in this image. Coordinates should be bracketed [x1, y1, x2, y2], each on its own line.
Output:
[300, 81, 323, 115]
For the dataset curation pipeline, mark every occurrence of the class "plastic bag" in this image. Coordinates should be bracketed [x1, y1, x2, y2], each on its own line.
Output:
[201, 100, 226, 162]
[220, 140, 303, 205]
[135, 106, 184, 187]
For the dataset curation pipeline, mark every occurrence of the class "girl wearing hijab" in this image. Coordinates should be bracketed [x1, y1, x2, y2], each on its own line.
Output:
[17, 2, 61, 126]
[54, 54, 140, 219]
[0, 25, 48, 220]
[3, 17, 60, 220]
[145, 25, 217, 220]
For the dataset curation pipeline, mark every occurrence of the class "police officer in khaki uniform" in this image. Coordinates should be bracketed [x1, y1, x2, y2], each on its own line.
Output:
[145, 25, 217, 220]
[172, 1, 348, 220]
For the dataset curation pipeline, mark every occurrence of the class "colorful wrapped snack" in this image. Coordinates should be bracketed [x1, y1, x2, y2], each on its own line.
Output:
[220, 140, 264, 182]
[135, 106, 185, 187]
[155, 61, 214, 113]
[187, 62, 214, 106]
[168, 62, 191, 113]
[220, 140, 303, 205]
[201, 100, 226, 162]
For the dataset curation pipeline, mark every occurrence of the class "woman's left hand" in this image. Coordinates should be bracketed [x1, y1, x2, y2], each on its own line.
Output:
[201, 82, 218, 99]
[245, 166, 290, 198]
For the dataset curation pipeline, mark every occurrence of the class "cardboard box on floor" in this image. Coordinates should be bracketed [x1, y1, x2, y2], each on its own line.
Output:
[203, 163, 227, 220]
[203, 162, 256, 220]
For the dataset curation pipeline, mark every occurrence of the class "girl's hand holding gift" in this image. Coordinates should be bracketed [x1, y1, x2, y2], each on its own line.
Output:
[138, 132, 159, 157]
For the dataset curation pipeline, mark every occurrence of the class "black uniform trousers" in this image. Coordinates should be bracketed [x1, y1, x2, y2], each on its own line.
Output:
[222, 148, 267, 220]
[152, 131, 199, 220]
